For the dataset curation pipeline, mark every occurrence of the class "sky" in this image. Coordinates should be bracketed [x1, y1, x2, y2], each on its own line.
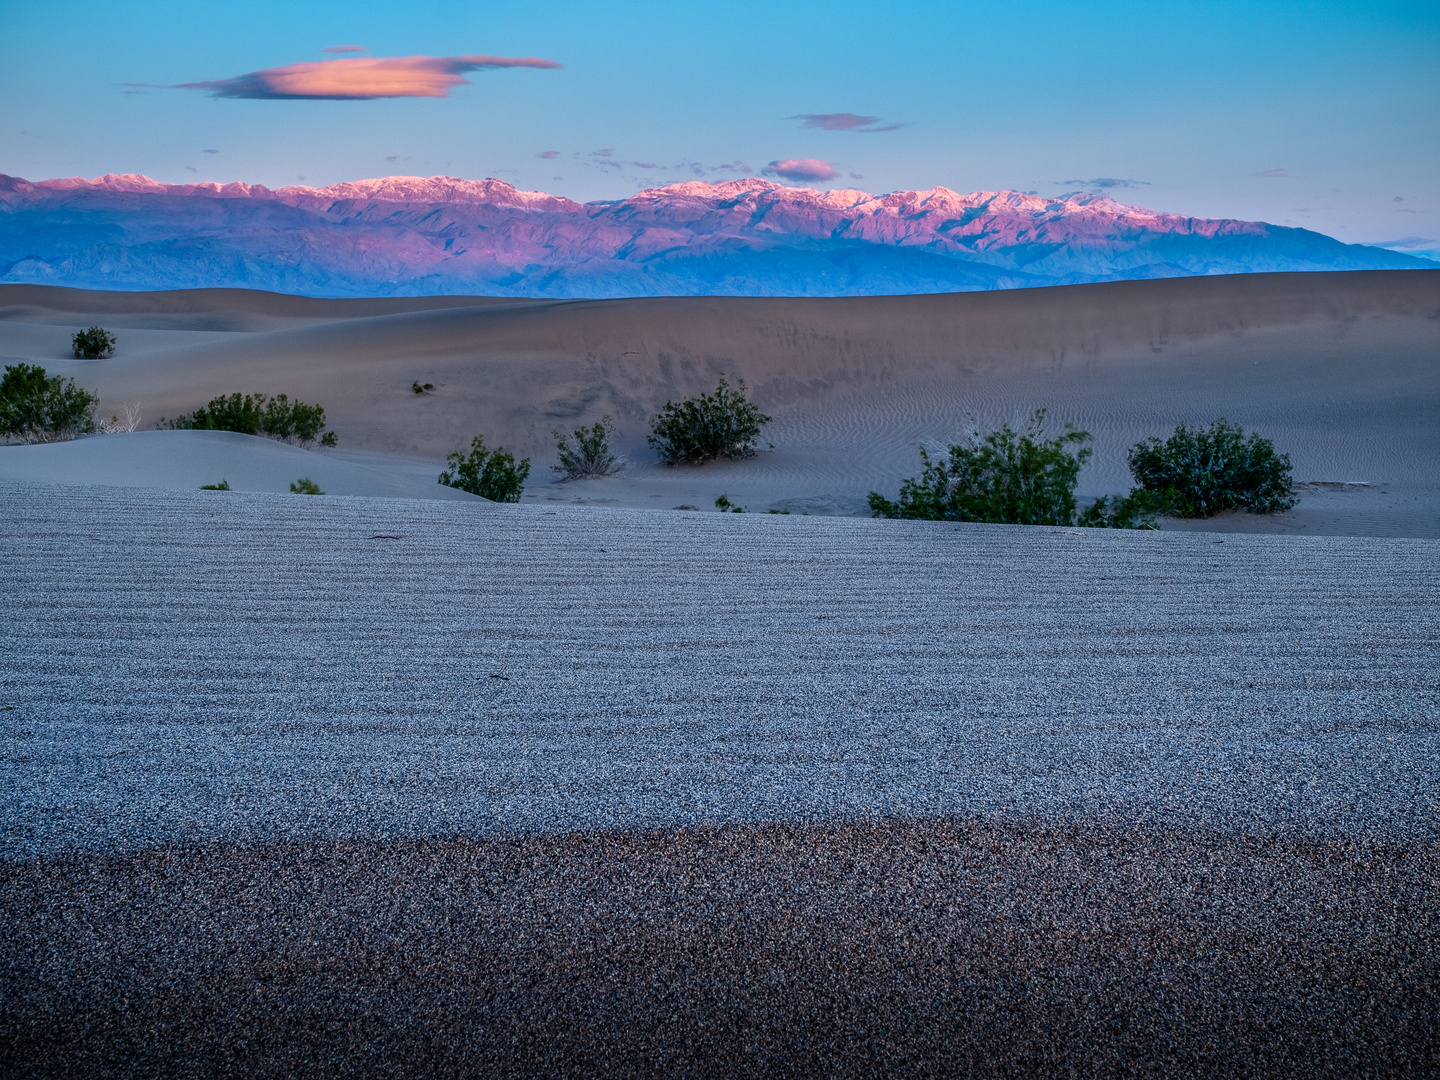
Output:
[2, 0, 1437, 252]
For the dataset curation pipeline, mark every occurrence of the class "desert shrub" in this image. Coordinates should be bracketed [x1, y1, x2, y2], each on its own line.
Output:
[166, 392, 265, 434]
[714, 494, 744, 513]
[648, 377, 771, 465]
[869, 410, 1092, 525]
[1076, 490, 1161, 530]
[553, 416, 622, 480]
[290, 477, 323, 495]
[262, 395, 329, 445]
[200, 479, 231, 490]
[71, 326, 117, 359]
[97, 401, 143, 434]
[1127, 420, 1296, 517]
[412, 381, 434, 394]
[165, 392, 336, 448]
[0, 363, 97, 443]
[439, 435, 531, 502]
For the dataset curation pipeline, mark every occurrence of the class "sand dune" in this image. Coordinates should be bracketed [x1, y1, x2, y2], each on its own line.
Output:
[0, 430, 480, 500]
[2, 270, 1436, 532]
[3, 485, 1435, 1073]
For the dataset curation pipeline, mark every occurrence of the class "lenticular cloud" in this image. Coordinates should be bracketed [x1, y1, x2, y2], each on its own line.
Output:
[178, 54, 561, 100]
[763, 158, 841, 183]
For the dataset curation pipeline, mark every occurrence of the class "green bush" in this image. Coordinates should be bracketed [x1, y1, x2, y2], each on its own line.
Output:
[164, 392, 336, 448]
[553, 416, 621, 480]
[869, 410, 1092, 525]
[200, 479, 231, 490]
[71, 326, 117, 359]
[1126, 419, 1296, 517]
[1075, 490, 1161, 530]
[439, 435, 531, 502]
[289, 477, 323, 495]
[0, 363, 97, 443]
[648, 377, 771, 465]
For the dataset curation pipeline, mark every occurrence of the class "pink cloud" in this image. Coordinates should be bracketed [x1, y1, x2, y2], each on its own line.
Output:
[323, 45, 367, 54]
[1256, 168, 1290, 178]
[763, 158, 840, 183]
[538, 150, 559, 159]
[177, 54, 561, 100]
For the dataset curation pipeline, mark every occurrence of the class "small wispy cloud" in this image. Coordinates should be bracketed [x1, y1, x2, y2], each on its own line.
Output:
[585, 149, 623, 170]
[1062, 177, 1150, 190]
[763, 158, 840, 183]
[538, 150, 559, 159]
[1256, 168, 1290, 178]
[203, 149, 218, 154]
[184, 166, 197, 172]
[788, 113, 902, 133]
[176, 54, 561, 100]
[324, 45, 367, 54]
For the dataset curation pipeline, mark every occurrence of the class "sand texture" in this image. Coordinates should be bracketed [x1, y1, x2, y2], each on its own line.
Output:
[0, 430, 480, 500]
[4, 824, 1433, 1079]
[2, 483, 1436, 1075]
[2, 270, 1437, 534]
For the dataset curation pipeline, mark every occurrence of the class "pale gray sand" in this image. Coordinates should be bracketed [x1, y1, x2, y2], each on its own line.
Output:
[0, 430, 480, 501]
[3, 482, 1436, 1076]
[2, 482, 1435, 860]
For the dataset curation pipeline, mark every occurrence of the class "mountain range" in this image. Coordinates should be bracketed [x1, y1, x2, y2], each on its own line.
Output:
[0, 172, 1427, 298]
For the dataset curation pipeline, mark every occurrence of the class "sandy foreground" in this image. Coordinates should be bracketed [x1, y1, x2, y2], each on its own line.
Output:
[1, 483, 1436, 1076]
[2, 273, 1437, 1073]
[1, 270, 1437, 534]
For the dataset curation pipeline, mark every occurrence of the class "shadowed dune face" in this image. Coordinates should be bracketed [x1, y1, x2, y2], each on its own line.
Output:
[1, 271, 1436, 529]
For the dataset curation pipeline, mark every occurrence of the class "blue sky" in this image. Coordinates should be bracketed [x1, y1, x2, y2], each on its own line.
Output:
[2, 0, 1436, 250]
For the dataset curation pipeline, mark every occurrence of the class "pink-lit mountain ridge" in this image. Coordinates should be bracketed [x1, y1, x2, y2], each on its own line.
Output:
[0, 172, 1424, 297]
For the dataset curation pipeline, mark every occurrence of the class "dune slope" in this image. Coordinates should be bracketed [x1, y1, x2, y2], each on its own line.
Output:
[2, 270, 1436, 532]
[2, 484, 1435, 1075]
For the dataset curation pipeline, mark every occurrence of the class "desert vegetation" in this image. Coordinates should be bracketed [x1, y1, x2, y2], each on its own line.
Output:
[1124, 420, 1296, 517]
[439, 435, 531, 502]
[872, 413, 1296, 528]
[97, 401, 143, 434]
[869, 410, 1092, 526]
[70, 326, 117, 359]
[0, 363, 97, 443]
[289, 477, 323, 495]
[200, 480, 231, 490]
[162, 392, 337, 448]
[648, 377, 771, 465]
[553, 417, 623, 480]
